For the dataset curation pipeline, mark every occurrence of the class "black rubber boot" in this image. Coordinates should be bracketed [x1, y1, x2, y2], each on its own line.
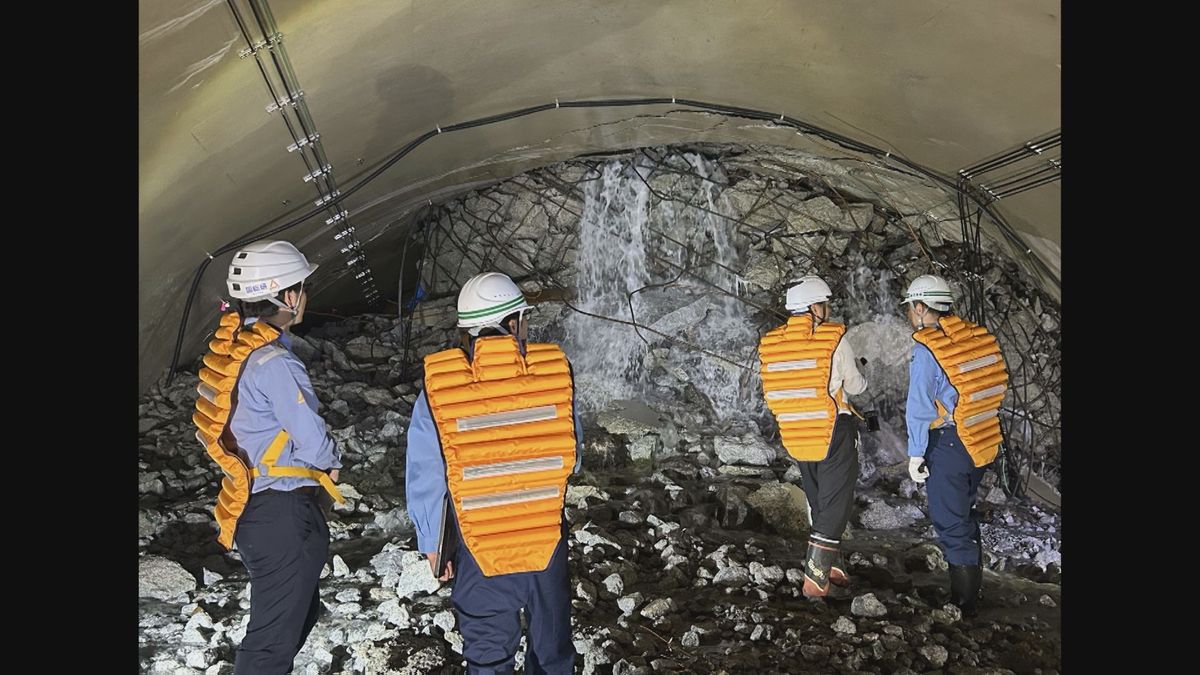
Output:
[949, 563, 982, 616]
[803, 534, 840, 597]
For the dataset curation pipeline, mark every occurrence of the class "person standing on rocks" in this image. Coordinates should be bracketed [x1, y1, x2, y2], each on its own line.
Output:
[901, 274, 1008, 616]
[758, 275, 868, 598]
[192, 240, 344, 674]
[405, 271, 583, 675]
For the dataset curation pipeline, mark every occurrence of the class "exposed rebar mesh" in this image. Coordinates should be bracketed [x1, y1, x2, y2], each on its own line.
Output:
[400, 143, 1060, 496]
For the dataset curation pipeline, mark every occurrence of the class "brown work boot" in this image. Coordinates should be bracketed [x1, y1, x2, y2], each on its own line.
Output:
[830, 548, 851, 587]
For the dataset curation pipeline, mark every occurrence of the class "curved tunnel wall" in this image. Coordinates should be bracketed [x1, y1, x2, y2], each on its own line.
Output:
[138, 0, 1061, 392]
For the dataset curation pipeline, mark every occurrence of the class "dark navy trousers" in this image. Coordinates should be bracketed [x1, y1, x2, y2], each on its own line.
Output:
[233, 489, 328, 675]
[451, 523, 574, 675]
[925, 427, 986, 566]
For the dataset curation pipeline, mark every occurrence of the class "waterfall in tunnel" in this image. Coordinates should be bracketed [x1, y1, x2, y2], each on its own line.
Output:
[564, 153, 758, 421]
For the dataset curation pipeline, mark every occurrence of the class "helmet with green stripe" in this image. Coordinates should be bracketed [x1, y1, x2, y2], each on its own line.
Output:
[457, 272, 531, 335]
[900, 274, 954, 312]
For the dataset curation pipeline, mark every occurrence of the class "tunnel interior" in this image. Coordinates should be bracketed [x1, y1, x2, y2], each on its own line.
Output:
[139, 1, 1061, 672]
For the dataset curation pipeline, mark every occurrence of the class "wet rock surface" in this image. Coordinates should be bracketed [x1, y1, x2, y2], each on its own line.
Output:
[141, 316, 1060, 674]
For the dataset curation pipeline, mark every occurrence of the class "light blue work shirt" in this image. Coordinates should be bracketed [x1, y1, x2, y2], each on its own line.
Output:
[905, 342, 959, 458]
[229, 320, 341, 493]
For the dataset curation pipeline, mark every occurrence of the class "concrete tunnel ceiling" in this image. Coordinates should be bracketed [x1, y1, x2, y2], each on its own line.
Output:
[138, 0, 1061, 393]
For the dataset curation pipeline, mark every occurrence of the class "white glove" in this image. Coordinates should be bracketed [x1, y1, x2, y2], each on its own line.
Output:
[908, 457, 929, 483]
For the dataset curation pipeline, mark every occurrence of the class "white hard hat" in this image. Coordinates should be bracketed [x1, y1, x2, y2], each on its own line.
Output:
[785, 276, 833, 313]
[227, 240, 319, 300]
[457, 272, 530, 334]
[901, 274, 954, 312]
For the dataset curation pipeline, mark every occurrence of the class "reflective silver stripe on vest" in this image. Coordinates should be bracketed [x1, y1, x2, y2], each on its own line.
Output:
[969, 384, 1006, 402]
[964, 409, 999, 427]
[252, 345, 286, 367]
[462, 456, 565, 481]
[196, 382, 219, 404]
[957, 354, 999, 374]
[766, 388, 817, 400]
[778, 410, 829, 422]
[460, 485, 561, 511]
[766, 359, 817, 372]
[456, 405, 559, 432]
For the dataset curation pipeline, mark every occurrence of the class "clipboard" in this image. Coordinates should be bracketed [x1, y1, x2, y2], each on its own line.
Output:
[434, 494, 459, 579]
